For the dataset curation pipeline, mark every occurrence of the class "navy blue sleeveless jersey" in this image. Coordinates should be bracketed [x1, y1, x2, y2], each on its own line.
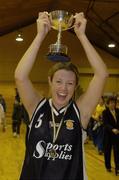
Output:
[20, 98, 87, 180]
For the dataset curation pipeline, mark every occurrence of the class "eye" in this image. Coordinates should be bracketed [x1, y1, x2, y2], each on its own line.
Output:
[56, 80, 62, 84]
[67, 82, 74, 85]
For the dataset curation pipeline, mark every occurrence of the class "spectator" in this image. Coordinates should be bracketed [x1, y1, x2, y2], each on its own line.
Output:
[91, 96, 106, 154]
[12, 99, 22, 137]
[0, 103, 5, 132]
[0, 94, 6, 131]
[102, 97, 119, 175]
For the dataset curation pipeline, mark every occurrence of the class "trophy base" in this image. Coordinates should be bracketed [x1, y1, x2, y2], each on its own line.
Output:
[46, 52, 70, 62]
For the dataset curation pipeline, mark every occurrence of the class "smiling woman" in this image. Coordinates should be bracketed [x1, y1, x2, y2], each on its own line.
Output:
[14, 11, 108, 180]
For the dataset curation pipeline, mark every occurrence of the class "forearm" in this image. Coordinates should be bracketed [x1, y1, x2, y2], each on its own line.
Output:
[15, 34, 43, 80]
[78, 34, 108, 77]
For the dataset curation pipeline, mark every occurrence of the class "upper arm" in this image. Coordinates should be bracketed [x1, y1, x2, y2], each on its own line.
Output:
[76, 75, 107, 129]
[15, 78, 43, 119]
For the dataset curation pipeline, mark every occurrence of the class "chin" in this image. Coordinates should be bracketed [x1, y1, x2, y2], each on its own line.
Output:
[55, 98, 69, 109]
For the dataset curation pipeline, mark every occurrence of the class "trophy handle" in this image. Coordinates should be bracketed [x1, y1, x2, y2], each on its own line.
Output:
[66, 15, 75, 30]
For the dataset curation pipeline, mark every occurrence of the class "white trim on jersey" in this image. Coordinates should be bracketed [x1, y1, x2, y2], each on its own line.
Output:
[73, 103, 80, 119]
[49, 98, 69, 116]
[49, 99, 59, 116]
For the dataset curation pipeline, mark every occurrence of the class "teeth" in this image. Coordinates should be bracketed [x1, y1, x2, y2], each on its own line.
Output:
[58, 93, 66, 96]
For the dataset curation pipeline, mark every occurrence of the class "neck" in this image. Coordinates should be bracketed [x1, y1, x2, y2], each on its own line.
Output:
[51, 99, 70, 111]
[109, 108, 115, 111]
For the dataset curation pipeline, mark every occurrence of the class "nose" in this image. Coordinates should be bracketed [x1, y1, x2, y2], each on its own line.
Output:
[61, 83, 67, 91]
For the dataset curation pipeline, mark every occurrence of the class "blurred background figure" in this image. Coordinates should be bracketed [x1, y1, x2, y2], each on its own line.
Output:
[102, 97, 119, 175]
[15, 88, 20, 103]
[0, 102, 5, 132]
[0, 94, 6, 131]
[21, 103, 30, 146]
[116, 96, 119, 109]
[91, 96, 106, 154]
[12, 99, 22, 137]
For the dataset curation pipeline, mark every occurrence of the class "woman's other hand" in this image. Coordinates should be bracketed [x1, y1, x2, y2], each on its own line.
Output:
[37, 12, 51, 39]
[74, 12, 87, 38]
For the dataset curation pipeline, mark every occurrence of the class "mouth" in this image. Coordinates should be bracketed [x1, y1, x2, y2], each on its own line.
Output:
[57, 92, 67, 100]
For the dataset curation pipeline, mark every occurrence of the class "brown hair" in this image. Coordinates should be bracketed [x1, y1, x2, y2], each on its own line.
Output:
[107, 96, 116, 105]
[48, 62, 80, 85]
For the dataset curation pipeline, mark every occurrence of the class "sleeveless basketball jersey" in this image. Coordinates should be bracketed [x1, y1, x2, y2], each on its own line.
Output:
[20, 98, 87, 180]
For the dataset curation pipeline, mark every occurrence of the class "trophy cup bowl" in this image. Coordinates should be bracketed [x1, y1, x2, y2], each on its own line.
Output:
[46, 10, 74, 62]
[49, 10, 74, 31]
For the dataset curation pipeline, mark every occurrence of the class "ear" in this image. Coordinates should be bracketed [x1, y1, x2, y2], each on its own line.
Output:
[48, 76, 52, 86]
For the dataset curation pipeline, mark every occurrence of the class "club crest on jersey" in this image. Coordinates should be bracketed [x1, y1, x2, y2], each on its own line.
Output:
[65, 119, 74, 130]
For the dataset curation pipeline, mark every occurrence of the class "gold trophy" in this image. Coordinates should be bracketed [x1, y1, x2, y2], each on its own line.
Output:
[47, 10, 74, 62]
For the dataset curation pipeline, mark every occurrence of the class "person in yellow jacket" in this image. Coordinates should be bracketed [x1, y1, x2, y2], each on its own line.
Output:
[92, 96, 106, 154]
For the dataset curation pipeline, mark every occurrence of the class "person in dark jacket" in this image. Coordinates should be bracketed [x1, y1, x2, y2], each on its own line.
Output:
[12, 99, 22, 137]
[102, 97, 119, 175]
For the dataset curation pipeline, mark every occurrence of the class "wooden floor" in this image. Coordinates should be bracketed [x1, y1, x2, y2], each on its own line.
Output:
[0, 123, 118, 180]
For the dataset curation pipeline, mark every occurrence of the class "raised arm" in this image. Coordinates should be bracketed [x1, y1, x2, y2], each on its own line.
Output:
[74, 13, 108, 129]
[15, 12, 51, 118]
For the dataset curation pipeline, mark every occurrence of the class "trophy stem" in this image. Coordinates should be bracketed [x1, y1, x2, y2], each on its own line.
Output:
[56, 22, 62, 45]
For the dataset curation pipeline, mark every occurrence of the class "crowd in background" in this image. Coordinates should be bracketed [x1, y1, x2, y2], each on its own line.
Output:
[0, 88, 30, 138]
[86, 94, 119, 175]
